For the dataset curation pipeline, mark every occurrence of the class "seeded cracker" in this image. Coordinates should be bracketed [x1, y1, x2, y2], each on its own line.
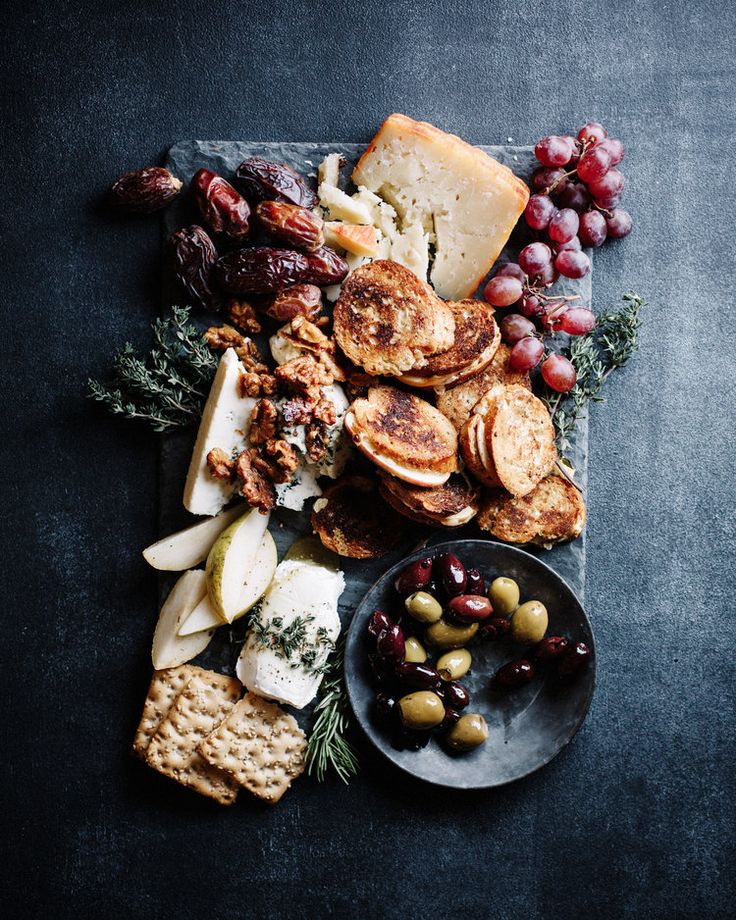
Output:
[132, 664, 206, 759]
[145, 670, 242, 805]
[199, 693, 307, 804]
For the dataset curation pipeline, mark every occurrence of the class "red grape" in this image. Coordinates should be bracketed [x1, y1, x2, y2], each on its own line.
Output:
[560, 308, 596, 335]
[555, 249, 591, 279]
[556, 182, 592, 213]
[541, 354, 577, 392]
[540, 302, 569, 332]
[587, 168, 625, 200]
[578, 210, 607, 248]
[484, 275, 523, 307]
[598, 137, 624, 165]
[577, 146, 611, 183]
[520, 294, 543, 318]
[548, 208, 580, 244]
[577, 122, 607, 145]
[534, 262, 558, 286]
[500, 313, 537, 344]
[531, 167, 568, 193]
[518, 242, 552, 275]
[564, 137, 582, 163]
[524, 194, 556, 230]
[594, 192, 622, 210]
[555, 236, 582, 253]
[493, 262, 527, 282]
[509, 336, 544, 372]
[605, 208, 633, 239]
[535, 135, 576, 167]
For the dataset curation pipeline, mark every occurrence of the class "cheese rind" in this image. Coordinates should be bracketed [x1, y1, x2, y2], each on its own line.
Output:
[183, 349, 256, 516]
[352, 114, 529, 299]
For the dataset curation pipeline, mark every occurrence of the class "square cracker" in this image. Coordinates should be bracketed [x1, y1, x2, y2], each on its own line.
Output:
[198, 692, 307, 804]
[145, 670, 242, 805]
[132, 664, 206, 759]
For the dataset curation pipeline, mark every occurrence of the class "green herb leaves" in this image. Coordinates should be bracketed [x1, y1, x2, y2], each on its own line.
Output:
[250, 612, 335, 676]
[544, 292, 644, 455]
[87, 306, 218, 432]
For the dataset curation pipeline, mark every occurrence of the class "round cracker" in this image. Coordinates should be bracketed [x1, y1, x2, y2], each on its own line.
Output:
[477, 473, 586, 544]
[459, 415, 501, 488]
[485, 386, 557, 497]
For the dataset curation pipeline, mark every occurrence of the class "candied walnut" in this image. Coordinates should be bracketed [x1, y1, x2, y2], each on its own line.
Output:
[235, 450, 276, 513]
[240, 371, 278, 398]
[227, 298, 262, 334]
[313, 395, 337, 426]
[204, 324, 267, 372]
[281, 396, 317, 426]
[207, 447, 234, 481]
[250, 399, 278, 445]
[262, 439, 300, 483]
[274, 354, 333, 397]
[282, 315, 334, 353]
[305, 421, 328, 463]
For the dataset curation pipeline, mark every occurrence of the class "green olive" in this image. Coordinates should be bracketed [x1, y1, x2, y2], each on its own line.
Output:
[510, 600, 549, 644]
[424, 618, 479, 650]
[445, 712, 489, 752]
[437, 648, 472, 681]
[405, 591, 443, 623]
[404, 636, 428, 663]
[489, 577, 520, 616]
[397, 691, 445, 730]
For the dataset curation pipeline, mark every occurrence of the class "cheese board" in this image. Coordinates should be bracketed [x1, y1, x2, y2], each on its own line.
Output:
[159, 140, 590, 637]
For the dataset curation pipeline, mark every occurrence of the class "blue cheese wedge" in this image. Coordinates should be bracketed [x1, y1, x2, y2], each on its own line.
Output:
[183, 349, 256, 516]
[236, 559, 344, 708]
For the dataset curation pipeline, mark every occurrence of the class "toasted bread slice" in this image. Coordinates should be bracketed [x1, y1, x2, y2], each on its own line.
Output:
[379, 472, 478, 527]
[311, 475, 409, 558]
[333, 260, 455, 377]
[477, 472, 586, 545]
[459, 413, 502, 488]
[399, 300, 500, 389]
[484, 385, 557, 497]
[345, 386, 458, 485]
[435, 343, 531, 432]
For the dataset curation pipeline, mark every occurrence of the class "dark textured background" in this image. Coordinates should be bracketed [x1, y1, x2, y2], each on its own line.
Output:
[2, 1, 734, 917]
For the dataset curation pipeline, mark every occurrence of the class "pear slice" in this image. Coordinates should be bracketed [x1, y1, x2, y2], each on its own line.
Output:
[142, 504, 245, 571]
[178, 531, 277, 636]
[151, 570, 213, 669]
[205, 508, 270, 622]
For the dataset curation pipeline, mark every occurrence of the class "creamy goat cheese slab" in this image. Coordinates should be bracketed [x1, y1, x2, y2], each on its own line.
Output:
[236, 559, 345, 709]
[183, 348, 256, 516]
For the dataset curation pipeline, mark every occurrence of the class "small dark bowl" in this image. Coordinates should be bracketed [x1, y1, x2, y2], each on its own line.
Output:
[344, 539, 595, 789]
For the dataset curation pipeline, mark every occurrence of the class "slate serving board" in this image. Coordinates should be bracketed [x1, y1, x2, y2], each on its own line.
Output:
[158, 140, 591, 708]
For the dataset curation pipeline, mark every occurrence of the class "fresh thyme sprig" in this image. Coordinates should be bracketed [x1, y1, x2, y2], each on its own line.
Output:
[543, 291, 645, 456]
[307, 635, 359, 784]
[250, 612, 335, 676]
[87, 306, 218, 432]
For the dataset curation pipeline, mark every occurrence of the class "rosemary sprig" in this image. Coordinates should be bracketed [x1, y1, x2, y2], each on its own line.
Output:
[87, 306, 218, 433]
[543, 291, 644, 456]
[307, 635, 359, 784]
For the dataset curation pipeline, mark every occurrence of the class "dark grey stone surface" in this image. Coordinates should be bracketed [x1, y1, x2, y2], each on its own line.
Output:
[1, 1, 734, 918]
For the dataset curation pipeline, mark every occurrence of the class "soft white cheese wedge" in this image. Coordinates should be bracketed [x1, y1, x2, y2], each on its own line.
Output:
[275, 464, 322, 511]
[237, 559, 345, 708]
[183, 349, 257, 516]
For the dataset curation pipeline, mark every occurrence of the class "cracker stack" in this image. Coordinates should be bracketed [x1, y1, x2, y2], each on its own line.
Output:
[132, 666, 307, 805]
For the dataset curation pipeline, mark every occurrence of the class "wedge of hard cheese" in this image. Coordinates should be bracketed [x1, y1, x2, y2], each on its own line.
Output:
[183, 348, 256, 516]
[352, 114, 529, 300]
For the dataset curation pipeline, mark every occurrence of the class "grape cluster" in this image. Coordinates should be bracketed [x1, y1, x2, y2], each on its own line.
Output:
[524, 122, 632, 280]
[484, 263, 595, 393]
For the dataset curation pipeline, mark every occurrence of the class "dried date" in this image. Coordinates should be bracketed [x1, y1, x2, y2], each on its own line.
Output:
[235, 157, 318, 208]
[265, 283, 323, 322]
[213, 246, 309, 294]
[168, 224, 221, 311]
[301, 246, 349, 286]
[192, 168, 251, 241]
[110, 167, 182, 213]
[255, 200, 324, 251]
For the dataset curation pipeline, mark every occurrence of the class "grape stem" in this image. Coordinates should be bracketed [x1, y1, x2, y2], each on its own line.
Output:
[541, 139, 594, 194]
